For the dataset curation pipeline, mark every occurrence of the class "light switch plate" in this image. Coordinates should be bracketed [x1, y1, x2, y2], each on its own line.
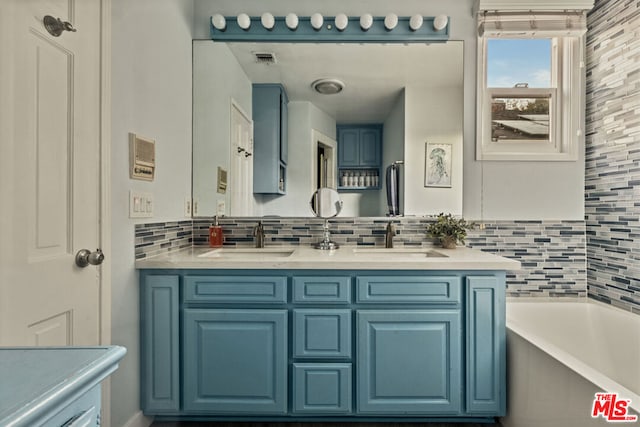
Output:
[130, 190, 154, 218]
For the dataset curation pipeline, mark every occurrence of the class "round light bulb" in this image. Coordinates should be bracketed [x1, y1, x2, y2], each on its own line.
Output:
[384, 13, 398, 31]
[211, 14, 226, 31]
[360, 13, 373, 31]
[285, 13, 299, 30]
[237, 13, 251, 30]
[409, 14, 424, 31]
[335, 13, 348, 31]
[433, 14, 449, 31]
[261, 12, 275, 30]
[311, 13, 324, 30]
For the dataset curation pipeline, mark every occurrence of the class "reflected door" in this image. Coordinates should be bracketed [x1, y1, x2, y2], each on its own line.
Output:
[230, 102, 253, 216]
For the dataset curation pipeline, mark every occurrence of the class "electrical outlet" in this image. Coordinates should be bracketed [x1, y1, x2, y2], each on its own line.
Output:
[216, 200, 226, 216]
[193, 199, 199, 216]
[184, 197, 192, 217]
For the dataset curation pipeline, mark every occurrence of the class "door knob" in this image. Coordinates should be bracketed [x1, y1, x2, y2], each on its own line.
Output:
[75, 249, 105, 268]
[43, 15, 77, 37]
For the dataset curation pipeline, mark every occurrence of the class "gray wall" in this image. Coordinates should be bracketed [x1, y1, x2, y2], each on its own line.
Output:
[586, 0, 640, 314]
[111, 0, 194, 426]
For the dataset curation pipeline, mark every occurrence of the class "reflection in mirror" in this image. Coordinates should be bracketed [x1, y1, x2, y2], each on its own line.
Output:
[193, 40, 464, 218]
[310, 187, 342, 250]
[310, 187, 343, 219]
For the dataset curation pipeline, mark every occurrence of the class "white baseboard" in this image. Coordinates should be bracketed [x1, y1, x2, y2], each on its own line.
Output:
[120, 410, 152, 427]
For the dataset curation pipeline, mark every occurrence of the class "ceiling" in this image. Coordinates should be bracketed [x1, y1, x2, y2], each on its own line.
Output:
[227, 41, 463, 123]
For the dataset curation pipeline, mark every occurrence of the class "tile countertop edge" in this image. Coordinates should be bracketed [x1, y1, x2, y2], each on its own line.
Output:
[135, 247, 521, 271]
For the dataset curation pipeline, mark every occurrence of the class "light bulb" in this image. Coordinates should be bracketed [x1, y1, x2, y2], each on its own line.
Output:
[360, 13, 373, 31]
[310, 13, 324, 30]
[286, 13, 299, 30]
[335, 13, 348, 31]
[261, 13, 275, 30]
[409, 15, 423, 31]
[211, 14, 226, 31]
[384, 13, 398, 31]
[237, 13, 251, 30]
[433, 14, 449, 31]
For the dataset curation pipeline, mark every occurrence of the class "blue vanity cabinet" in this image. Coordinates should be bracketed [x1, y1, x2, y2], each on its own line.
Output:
[253, 84, 288, 194]
[183, 309, 288, 414]
[139, 269, 506, 422]
[140, 274, 180, 413]
[466, 275, 506, 416]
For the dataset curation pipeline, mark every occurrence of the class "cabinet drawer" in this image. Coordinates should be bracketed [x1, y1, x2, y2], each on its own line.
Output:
[292, 363, 352, 414]
[356, 276, 461, 304]
[293, 309, 351, 359]
[292, 276, 351, 304]
[184, 276, 287, 303]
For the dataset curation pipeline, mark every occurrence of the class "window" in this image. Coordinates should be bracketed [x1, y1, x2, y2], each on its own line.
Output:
[476, 12, 586, 161]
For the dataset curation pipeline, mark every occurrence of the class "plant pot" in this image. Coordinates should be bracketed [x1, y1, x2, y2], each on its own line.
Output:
[440, 236, 457, 249]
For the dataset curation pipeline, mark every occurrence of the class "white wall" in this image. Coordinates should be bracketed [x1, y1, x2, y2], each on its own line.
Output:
[380, 91, 406, 216]
[193, 41, 252, 216]
[404, 84, 464, 216]
[257, 101, 336, 216]
[111, 0, 193, 426]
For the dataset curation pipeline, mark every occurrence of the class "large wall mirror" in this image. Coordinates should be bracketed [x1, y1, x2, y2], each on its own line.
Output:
[193, 40, 463, 217]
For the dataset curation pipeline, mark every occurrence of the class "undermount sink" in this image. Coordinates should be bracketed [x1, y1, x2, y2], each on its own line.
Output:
[198, 248, 295, 259]
[352, 248, 448, 258]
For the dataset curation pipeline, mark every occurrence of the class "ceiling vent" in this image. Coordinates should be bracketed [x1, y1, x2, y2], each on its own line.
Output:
[254, 52, 277, 64]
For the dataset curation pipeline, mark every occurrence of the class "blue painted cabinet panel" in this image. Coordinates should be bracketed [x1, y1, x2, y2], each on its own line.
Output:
[338, 129, 360, 167]
[357, 275, 461, 304]
[357, 310, 462, 415]
[337, 125, 382, 168]
[359, 128, 381, 166]
[140, 275, 180, 413]
[184, 275, 287, 303]
[293, 309, 351, 359]
[292, 363, 352, 414]
[183, 309, 288, 414]
[292, 276, 351, 304]
[466, 275, 506, 415]
[253, 84, 288, 194]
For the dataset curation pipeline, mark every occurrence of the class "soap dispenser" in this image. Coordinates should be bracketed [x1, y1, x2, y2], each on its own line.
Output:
[209, 216, 223, 248]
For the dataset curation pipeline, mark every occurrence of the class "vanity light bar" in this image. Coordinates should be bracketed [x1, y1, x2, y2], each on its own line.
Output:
[210, 14, 450, 43]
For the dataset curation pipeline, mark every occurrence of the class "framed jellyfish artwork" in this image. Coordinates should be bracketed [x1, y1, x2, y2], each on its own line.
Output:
[424, 142, 452, 188]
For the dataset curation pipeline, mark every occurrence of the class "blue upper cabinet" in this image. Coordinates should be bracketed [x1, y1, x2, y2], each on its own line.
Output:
[338, 125, 381, 168]
[253, 84, 288, 194]
[337, 125, 382, 190]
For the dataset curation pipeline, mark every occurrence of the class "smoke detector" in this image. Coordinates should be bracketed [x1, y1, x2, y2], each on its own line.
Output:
[311, 78, 345, 95]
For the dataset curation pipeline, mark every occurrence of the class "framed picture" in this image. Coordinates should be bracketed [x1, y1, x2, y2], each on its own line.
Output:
[424, 142, 452, 188]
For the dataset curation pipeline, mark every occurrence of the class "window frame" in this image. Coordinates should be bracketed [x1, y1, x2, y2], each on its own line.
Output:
[477, 31, 584, 161]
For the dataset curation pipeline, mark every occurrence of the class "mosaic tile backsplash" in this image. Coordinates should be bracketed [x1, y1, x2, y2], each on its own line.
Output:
[136, 218, 586, 299]
[586, 0, 640, 314]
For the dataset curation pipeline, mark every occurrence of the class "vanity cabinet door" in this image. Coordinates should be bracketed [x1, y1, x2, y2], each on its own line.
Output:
[140, 274, 180, 414]
[357, 310, 462, 415]
[183, 309, 288, 414]
[466, 275, 506, 416]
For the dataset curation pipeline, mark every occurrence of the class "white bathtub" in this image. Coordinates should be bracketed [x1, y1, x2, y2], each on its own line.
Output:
[502, 299, 640, 427]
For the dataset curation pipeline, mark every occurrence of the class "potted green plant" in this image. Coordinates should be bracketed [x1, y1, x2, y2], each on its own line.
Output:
[426, 213, 476, 249]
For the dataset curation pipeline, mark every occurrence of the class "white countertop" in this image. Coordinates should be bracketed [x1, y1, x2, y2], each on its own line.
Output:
[136, 246, 521, 271]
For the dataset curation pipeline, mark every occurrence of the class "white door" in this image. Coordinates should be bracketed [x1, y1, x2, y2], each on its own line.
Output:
[0, 0, 104, 346]
[229, 102, 254, 216]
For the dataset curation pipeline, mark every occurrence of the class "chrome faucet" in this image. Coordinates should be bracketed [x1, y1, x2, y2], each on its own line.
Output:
[253, 221, 265, 248]
[385, 221, 395, 248]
